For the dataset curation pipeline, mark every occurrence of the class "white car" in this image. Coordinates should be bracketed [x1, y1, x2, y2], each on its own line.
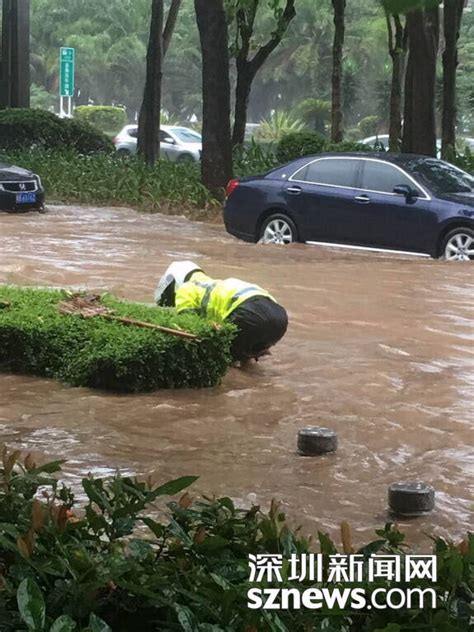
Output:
[361, 134, 442, 157]
[113, 124, 202, 162]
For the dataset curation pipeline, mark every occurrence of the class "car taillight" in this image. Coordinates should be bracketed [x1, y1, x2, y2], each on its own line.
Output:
[112, 136, 119, 145]
[226, 179, 240, 197]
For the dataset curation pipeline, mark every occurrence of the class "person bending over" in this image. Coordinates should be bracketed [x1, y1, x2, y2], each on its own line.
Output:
[154, 261, 288, 364]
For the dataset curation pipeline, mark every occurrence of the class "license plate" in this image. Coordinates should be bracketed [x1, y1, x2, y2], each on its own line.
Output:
[16, 192, 36, 204]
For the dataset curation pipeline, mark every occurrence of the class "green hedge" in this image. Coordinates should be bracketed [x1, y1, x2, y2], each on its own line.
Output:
[74, 105, 127, 133]
[0, 149, 217, 213]
[0, 452, 472, 631]
[0, 109, 113, 153]
[276, 132, 326, 163]
[0, 286, 234, 391]
[276, 132, 371, 164]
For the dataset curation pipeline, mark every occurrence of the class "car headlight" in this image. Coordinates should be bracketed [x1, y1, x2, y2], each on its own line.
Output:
[0, 183, 4, 191]
[36, 175, 42, 189]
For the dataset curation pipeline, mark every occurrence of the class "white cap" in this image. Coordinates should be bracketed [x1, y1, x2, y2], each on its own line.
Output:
[154, 261, 202, 305]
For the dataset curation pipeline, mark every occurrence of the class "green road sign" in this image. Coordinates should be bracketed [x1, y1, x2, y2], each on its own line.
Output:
[60, 47, 75, 97]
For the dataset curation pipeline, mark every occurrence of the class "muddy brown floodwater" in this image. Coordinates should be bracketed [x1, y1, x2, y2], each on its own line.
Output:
[0, 205, 473, 545]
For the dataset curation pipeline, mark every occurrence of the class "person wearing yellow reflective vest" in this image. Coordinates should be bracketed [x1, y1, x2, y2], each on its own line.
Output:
[154, 261, 288, 363]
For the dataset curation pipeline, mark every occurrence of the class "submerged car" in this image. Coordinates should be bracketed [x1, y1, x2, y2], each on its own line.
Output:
[224, 153, 474, 261]
[0, 163, 45, 212]
[113, 124, 202, 163]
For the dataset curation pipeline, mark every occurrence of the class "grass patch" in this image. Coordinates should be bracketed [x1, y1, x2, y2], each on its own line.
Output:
[0, 149, 222, 221]
[0, 286, 235, 392]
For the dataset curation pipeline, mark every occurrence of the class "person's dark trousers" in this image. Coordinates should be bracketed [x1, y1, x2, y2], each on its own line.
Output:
[227, 296, 288, 361]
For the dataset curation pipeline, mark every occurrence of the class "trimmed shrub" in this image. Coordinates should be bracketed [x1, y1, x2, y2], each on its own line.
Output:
[74, 105, 127, 133]
[0, 108, 113, 153]
[0, 286, 234, 391]
[276, 133, 371, 163]
[358, 114, 382, 138]
[276, 131, 326, 163]
[0, 452, 472, 631]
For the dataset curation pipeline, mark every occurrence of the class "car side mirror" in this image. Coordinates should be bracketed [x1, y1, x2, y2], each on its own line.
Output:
[393, 184, 418, 199]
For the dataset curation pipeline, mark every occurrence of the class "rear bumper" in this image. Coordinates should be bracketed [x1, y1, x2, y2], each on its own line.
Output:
[0, 190, 45, 212]
[224, 220, 256, 243]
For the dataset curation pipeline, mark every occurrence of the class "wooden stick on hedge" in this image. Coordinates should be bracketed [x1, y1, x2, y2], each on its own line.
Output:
[57, 295, 199, 341]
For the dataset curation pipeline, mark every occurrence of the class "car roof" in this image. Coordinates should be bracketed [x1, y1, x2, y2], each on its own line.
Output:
[301, 151, 432, 164]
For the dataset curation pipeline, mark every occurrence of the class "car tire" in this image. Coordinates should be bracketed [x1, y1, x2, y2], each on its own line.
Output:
[259, 214, 298, 245]
[177, 154, 195, 165]
[116, 148, 131, 157]
[439, 227, 474, 261]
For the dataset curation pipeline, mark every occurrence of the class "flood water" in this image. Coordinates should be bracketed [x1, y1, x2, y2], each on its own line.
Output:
[0, 205, 473, 546]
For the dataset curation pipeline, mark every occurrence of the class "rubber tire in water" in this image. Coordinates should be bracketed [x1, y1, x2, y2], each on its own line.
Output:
[259, 214, 297, 245]
[439, 227, 474, 261]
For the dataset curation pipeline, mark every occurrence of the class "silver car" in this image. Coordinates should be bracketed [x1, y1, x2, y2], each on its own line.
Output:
[113, 124, 202, 162]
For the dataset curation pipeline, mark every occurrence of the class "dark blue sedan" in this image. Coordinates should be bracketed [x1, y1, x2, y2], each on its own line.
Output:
[224, 153, 474, 261]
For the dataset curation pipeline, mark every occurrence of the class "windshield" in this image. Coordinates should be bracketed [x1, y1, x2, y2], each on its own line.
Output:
[405, 158, 474, 195]
[171, 128, 202, 143]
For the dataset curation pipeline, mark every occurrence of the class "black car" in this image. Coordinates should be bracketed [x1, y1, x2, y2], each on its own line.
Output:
[0, 163, 45, 212]
[224, 153, 474, 261]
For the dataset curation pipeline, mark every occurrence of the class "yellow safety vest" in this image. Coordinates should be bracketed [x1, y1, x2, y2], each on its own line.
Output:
[175, 271, 275, 321]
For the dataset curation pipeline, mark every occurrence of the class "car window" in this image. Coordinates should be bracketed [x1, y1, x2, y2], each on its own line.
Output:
[128, 127, 138, 139]
[296, 158, 360, 188]
[360, 160, 420, 195]
[405, 158, 474, 195]
[171, 129, 202, 143]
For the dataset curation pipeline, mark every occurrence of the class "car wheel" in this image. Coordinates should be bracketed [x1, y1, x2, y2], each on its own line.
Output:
[259, 214, 297, 245]
[440, 227, 474, 261]
[116, 148, 131, 157]
[177, 154, 195, 165]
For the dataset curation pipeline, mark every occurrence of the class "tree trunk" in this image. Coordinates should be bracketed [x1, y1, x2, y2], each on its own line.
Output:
[331, 0, 346, 143]
[137, 0, 164, 165]
[387, 14, 407, 152]
[441, 0, 465, 159]
[195, 0, 233, 191]
[233, 62, 254, 147]
[231, 0, 296, 147]
[402, 6, 440, 156]
[163, 0, 182, 56]
[0, 0, 30, 108]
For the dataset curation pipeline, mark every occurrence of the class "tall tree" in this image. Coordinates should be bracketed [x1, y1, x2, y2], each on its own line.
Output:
[195, 0, 233, 191]
[402, 1, 440, 156]
[385, 12, 408, 151]
[331, 0, 346, 143]
[229, 0, 296, 146]
[441, 0, 465, 158]
[138, 0, 182, 164]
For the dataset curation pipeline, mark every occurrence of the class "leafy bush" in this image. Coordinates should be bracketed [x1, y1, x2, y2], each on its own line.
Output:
[0, 109, 113, 153]
[454, 146, 474, 174]
[276, 131, 326, 163]
[358, 115, 383, 138]
[276, 133, 370, 164]
[0, 450, 472, 631]
[233, 140, 278, 176]
[74, 106, 127, 134]
[256, 111, 306, 142]
[0, 149, 218, 215]
[296, 98, 331, 134]
[0, 286, 234, 391]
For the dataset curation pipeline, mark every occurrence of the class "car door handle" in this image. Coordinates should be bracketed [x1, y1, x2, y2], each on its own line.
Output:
[354, 194, 371, 203]
[286, 186, 302, 195]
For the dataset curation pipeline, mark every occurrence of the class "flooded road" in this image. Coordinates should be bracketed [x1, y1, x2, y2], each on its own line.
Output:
[0, 205, 473, 545]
